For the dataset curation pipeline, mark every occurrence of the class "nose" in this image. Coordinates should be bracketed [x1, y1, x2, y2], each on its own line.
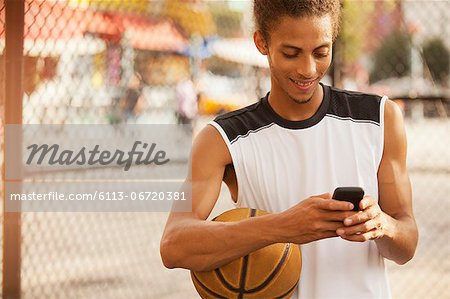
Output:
[296, 56, 316, 79]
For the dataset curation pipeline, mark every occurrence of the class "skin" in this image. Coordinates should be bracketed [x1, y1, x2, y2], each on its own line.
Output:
[254, 16, 333, 121]
[160, 14, 418, 272]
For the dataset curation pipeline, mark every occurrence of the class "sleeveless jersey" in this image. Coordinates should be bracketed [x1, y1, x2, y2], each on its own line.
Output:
[209, 84, 390, 299]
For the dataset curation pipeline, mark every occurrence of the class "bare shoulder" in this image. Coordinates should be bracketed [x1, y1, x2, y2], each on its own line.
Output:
[191, 124, 232, 168]
[183, 124, 232, 219]
[384, 99, 405, 128]
[383, 99, 407, 158]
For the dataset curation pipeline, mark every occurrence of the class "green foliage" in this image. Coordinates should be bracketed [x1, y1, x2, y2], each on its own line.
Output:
[369, 30, 412, 83]
[422, 38, 450, 84]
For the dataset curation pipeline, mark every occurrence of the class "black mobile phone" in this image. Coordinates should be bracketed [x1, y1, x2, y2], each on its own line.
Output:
[332, 187, 365, 211]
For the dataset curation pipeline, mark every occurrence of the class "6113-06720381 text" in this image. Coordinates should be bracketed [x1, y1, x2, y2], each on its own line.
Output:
[96, 191, 187, 201]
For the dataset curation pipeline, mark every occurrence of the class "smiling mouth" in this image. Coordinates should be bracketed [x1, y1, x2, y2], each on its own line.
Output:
[290, 78, 316, 89]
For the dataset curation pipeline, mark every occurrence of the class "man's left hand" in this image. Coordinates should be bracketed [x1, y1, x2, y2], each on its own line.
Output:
[336, 196, 392, 242]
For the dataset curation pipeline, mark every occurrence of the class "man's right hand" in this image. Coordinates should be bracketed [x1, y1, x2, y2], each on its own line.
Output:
[276, 193, 356, 244]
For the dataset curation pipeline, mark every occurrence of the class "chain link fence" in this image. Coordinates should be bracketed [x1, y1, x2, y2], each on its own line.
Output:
[1, 0, 6, 296]
[1, 0, 449, 298]
[340, 2, 449, 298]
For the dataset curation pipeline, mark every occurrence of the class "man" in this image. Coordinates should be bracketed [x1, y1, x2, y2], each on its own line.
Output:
[160, 1, 418, 298]
[175, 75, 198, 125]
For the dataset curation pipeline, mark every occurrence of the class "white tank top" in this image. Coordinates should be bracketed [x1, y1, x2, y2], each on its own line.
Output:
[210, 84, 390, 299]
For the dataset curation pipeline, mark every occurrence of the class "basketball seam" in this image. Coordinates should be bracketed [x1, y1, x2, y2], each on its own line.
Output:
[238, 255, 249, 298]
[237, 209, 256, 298]
[214, 269, 240, 292]
[211, 208, 259, 295]
[244, 243, 292, 293]
[192, 272, 229, 299]
[275, 280, 299, 299]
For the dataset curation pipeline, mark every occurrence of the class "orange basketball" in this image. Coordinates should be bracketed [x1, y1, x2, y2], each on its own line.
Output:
[191, 208, 301, 299]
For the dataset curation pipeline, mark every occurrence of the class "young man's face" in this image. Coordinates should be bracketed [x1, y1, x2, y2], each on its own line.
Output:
[255, 15, 333, 104]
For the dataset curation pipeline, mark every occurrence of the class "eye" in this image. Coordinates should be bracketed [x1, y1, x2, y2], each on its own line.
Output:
[314, 52, 329, 58]
[282, 52, 298, 59]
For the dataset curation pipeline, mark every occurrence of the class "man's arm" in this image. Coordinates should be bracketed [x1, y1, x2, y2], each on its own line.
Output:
[337, 100, 418, 264]
[375, 99, 418, 264]
[160, 125, 280, 271]
[160, 125, 355, 272]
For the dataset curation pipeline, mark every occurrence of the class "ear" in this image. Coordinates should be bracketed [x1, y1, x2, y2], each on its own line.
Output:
[253, 31, 268, 55]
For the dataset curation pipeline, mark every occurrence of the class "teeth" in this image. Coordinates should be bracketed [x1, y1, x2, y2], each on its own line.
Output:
[292, 79, 313, 87]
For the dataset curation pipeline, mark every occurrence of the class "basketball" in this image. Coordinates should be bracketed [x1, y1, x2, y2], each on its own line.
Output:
[191, 208, 301, 299]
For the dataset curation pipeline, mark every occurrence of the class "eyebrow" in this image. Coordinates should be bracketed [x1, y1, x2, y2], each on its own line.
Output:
[281, 43, 331, 51]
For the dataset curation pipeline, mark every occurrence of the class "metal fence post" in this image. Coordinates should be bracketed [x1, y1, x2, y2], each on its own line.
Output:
[3, 0, 24, 298]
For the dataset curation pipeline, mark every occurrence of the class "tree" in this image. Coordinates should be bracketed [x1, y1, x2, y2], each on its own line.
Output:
[369, 30, 412, 83]
[422, 38, 450, 85]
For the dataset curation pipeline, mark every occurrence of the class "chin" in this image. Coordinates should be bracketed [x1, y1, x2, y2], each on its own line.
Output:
[287, 89, 315, 104]
[289, 96, 313, 105]
[289, 82, 321, 104]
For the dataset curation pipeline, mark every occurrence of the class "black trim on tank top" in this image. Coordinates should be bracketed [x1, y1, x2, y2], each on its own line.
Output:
[213, 98, 274, 143]
[261, 83, 330, 130]
[325, 86, 382, 125]
[213, 83, 382, 142]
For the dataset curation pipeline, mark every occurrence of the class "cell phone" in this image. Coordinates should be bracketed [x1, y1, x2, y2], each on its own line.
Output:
[332, 187, 365, 211]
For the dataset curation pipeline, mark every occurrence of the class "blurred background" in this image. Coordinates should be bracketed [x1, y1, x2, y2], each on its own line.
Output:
[0, 0, 449, 298]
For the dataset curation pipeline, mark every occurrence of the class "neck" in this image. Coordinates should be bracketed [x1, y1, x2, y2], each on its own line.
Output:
[268, 84, 324, 121]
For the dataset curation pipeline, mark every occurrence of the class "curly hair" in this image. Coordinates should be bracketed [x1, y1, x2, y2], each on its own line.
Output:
[254, 0, 342, 42]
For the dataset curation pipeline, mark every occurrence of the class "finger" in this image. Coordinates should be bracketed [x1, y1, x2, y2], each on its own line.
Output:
[314, 192, 332, 199]
[337, 219, 377, 236]
[359, 196, 376, 210]
[324, 210, 357, 222]
[322, 220, 353, 232]
[318, 198, 354, 211]
[339, 229, 381, 242]
[320, 231, 339, 240]
[343, 207, 380, 226]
